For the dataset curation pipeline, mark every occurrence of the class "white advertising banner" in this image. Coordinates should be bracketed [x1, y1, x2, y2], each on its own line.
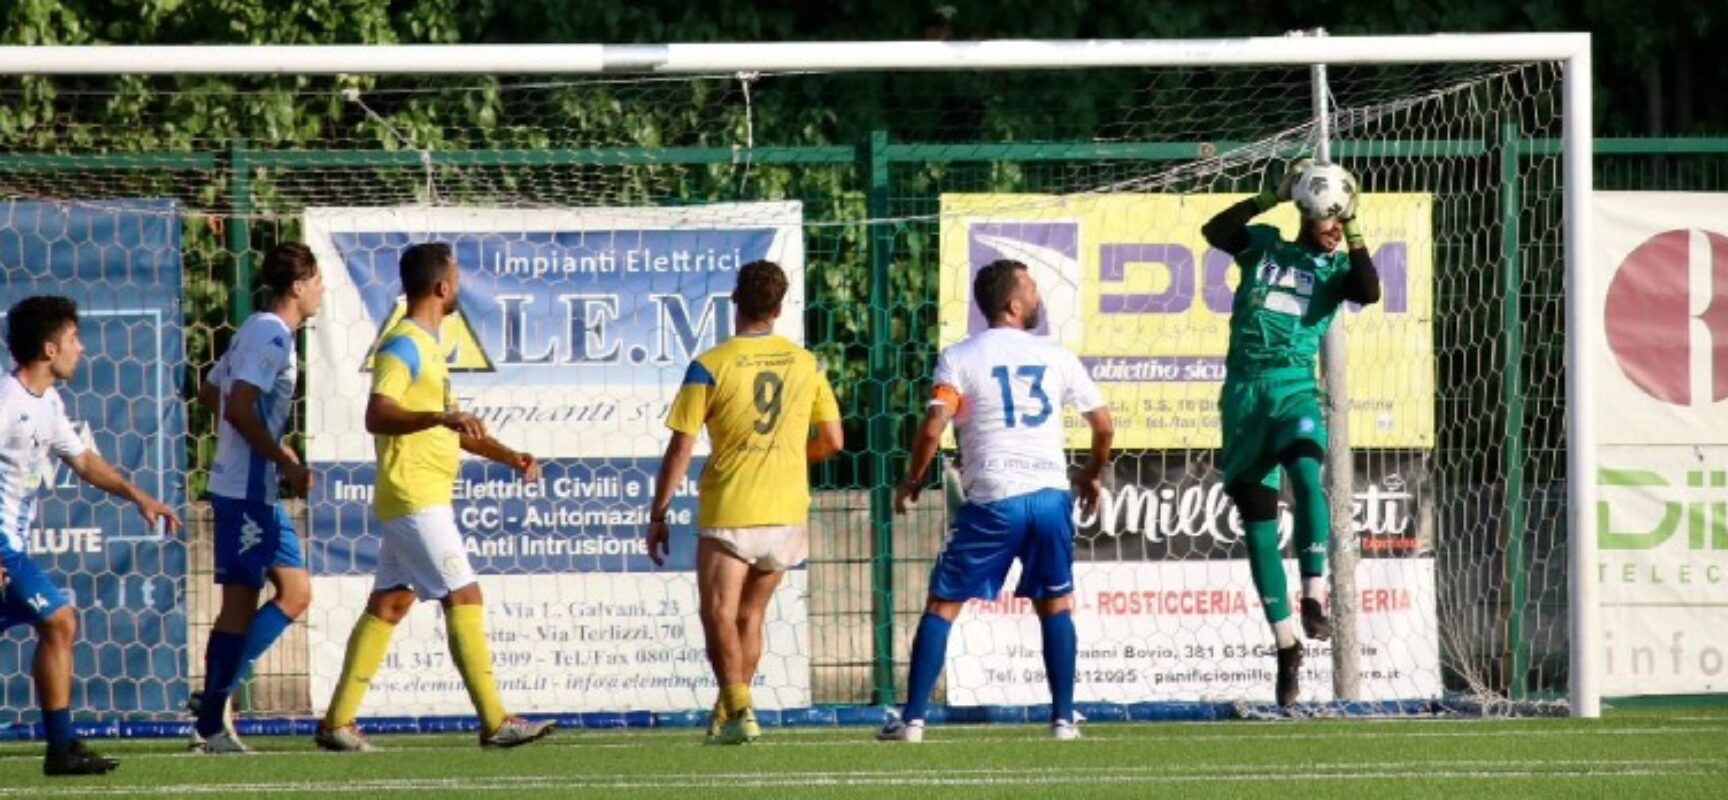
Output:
[945, 560, 1440, 705]
[1595, 193, 1728, 696]
[308, 573, 809, 715]
[301, 204, 810, 714]
[1598, 446, 1728, 695]
[1594, 192, 1728, 445]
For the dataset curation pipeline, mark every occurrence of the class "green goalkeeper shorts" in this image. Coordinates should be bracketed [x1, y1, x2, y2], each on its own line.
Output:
[1218, 371, 1327, 491]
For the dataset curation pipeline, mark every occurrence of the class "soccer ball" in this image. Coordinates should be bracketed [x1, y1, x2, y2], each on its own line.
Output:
[1291, 162, 1359, 220]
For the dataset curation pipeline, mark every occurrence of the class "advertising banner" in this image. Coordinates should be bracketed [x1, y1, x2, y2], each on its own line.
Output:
[1595, 190, 1728, 695]
[0, 200, 187, 716]
[944, 451, 1441, 704]
[303, 204, 810, 714]
[938, 193, 1435, 450]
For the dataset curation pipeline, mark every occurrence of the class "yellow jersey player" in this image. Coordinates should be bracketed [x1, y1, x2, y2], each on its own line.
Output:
[645, 260, 844, 745]
[314, 243, 554, 752]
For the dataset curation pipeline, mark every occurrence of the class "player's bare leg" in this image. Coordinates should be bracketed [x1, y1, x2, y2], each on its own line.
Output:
[717, 565, 781, 743]
[698, 538, 759, 744]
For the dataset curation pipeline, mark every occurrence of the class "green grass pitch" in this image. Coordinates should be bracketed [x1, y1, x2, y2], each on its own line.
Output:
[2, 707, 1726, 799]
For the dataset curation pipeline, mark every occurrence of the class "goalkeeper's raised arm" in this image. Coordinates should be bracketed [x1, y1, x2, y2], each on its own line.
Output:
[1202, 160, 1382, 307]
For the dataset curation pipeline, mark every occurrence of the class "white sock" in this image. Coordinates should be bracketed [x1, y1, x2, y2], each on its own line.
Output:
[1303, 576, 1327, 603]
[1272, 617, 1299, 649]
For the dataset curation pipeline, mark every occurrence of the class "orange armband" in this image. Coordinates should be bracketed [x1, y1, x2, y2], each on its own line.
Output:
[929, 385, 961, 412]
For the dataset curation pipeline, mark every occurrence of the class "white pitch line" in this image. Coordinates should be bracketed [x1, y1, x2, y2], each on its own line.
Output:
[4, 722, 1725, 762]
[3, 760, 1728, 798]
[0, 763, 1719, 797]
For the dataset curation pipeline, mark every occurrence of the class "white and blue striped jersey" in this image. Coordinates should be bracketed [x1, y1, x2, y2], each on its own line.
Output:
[206, 313, 297, 504]
[0, 374, 89, 556]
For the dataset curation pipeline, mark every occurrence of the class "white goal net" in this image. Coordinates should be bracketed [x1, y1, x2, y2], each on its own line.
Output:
[0, 39, 1592, 728]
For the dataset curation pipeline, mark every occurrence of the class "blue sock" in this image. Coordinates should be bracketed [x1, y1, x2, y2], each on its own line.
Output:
[1040, 610, 1077, 724]
[901, 612, 953, 724]
[197, 630, 246, 737]
[43, 707, 73, 753]
[234, 602, 295, 690]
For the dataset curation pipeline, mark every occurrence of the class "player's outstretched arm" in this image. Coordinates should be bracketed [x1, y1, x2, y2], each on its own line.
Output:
[65, 450, 182, 534]
[460, 435, 540, 482]
[894, 404, 953, 514]
[1339, 214, 1382, 306]
[1202, 159, 1305, 255]
[644, 432, 697, 567]
[1201, 195, 1270, 256]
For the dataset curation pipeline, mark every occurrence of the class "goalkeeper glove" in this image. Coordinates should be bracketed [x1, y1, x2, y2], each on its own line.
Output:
[1275, 158, 1312, 202]
[1342, 215, 1365, 250]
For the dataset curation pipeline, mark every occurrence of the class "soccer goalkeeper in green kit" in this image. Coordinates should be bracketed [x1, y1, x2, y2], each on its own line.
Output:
[1200, 160, 1381, 707]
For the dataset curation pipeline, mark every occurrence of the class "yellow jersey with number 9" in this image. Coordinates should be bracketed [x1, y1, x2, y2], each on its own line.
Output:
[370, 319, 460, 521]
[666, 333, 840, 528]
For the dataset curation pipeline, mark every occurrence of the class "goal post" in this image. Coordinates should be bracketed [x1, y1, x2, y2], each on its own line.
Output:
[0, 34, 1598, 725]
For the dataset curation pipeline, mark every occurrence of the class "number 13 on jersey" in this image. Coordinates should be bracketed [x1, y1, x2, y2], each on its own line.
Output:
[989, 365, 1052, 428]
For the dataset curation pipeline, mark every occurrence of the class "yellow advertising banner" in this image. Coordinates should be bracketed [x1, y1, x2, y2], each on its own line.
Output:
[937, 193, 1435, 450]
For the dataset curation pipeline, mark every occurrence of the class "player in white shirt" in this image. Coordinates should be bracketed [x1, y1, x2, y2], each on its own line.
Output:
[1, 295, 180, 776]
[878, 259, 1113, 743]
[189, 243, 324, 753]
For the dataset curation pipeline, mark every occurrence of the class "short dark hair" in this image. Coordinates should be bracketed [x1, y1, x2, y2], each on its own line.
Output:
[734, 260, 789, 322]
[400, 242, 454, 300]
[260, 242, 318, 298]
[5, 295, 80, 365]
[973, 259, 1027, 322]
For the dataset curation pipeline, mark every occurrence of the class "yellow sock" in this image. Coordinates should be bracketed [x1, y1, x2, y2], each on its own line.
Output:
[447, 604, 507, 732]
[721, 683, 753, 717]
[323, 613, 395, 728]
[712, 697, 729, 723]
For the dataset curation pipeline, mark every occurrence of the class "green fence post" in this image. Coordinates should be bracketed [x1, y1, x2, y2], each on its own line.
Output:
[865, 130, 898, 706]
[1500, 123, 1530, 700]
[227, 137, 255, 713]
[229, 138, 254, 326]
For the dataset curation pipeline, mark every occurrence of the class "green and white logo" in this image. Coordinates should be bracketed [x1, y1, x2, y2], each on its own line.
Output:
[1598, 467, 1728, 550]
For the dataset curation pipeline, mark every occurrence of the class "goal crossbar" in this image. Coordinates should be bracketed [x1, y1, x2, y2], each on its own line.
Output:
[0, 35, 1588, 74]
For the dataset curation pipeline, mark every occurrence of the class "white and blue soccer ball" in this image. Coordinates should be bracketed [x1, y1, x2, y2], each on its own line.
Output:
[1292, 162, 1359, 220]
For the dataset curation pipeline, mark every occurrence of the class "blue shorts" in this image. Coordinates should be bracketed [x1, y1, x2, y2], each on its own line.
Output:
[928, 489, 1076, 602]
[0, 551, 70, 631]
[212, 497, 305, 589]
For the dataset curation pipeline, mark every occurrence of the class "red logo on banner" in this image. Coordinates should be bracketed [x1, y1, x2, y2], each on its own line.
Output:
[1605, 229, 1728, 405]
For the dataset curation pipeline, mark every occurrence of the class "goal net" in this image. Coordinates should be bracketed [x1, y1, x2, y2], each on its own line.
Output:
[0, 44, 1582, 729]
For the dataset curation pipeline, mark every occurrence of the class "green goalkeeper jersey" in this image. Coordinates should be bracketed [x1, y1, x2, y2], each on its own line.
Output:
[1225, 224, 1353, 379]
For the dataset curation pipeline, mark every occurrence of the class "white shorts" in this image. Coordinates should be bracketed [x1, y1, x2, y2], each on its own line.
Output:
[699, 525, 808, 573]
[373, 506, 477, 601]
